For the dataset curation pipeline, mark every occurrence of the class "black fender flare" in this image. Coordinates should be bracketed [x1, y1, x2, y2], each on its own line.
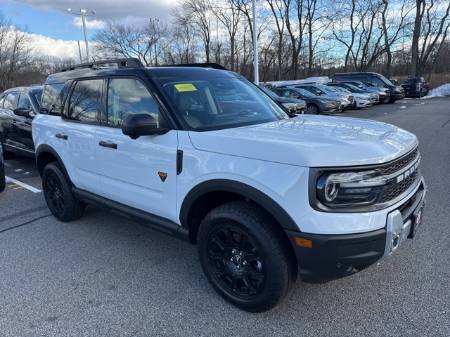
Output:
[180, 179, 299, 232]
[35, 144, 71, 181]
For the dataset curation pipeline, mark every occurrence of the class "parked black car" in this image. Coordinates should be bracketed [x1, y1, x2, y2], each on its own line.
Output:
[0, 86, 43, 158]
[0, 146, 5, 192]
[333, 72, 404, 103]
[401, 77, 429, 98]
[272, 87, 340, 114]
[259, 86, 306, 115]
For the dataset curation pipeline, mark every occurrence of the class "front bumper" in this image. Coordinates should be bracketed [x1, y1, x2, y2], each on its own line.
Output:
[356, 100, 372, 108]
[287, 178, 426, 283]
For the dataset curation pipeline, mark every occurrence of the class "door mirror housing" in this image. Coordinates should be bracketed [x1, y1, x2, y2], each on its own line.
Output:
[121, 113, 168, 139]
[13, 108, 34, 118]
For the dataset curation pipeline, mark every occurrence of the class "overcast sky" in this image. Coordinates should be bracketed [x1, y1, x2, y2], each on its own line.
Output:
[0, 0, 179, 59]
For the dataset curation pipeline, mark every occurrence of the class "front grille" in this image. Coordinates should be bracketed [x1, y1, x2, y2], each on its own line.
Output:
[379, 170, 419, 203]
[378, 147, 419, 175]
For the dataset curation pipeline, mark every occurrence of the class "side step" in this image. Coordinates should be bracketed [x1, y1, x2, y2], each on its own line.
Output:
[72, 188, 190, 242]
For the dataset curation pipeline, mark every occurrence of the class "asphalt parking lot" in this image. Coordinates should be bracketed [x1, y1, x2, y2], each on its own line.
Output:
[0, 97, 449, 337]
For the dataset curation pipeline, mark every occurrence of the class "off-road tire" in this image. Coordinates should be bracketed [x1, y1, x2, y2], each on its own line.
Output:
[198, 201, 294, 312]
[42, 162, 85, 222]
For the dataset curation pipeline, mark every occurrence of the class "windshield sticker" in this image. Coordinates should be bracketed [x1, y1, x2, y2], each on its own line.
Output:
[175, 83, 197, 92]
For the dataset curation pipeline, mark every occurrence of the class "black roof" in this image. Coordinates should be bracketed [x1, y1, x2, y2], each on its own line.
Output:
[46, 58, 230, 84]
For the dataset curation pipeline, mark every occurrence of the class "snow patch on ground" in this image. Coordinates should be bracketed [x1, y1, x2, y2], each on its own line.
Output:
[424, 84, 450, 98]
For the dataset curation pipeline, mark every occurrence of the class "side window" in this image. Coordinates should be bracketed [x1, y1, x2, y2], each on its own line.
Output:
[69, 80, 104, 123]
[18, 94, 32, 110]
[107, 78, 160, 127]
[0, 95, 5, 108]
[41, 83, 65, 114]
[369, 76, 386, 87]
[4, 92, 19, 110]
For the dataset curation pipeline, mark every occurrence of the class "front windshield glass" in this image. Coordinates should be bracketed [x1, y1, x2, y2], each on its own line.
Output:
[294, 88, 316, 98]
[343, 84, 365, 93]
[154, 70, 289, 131]
[30, 89, 43, 108]
[316, 84, 338, 94]
[378, 74, 394, 86]
[259, 86, 279, 99]
[329, 86, 350, 93]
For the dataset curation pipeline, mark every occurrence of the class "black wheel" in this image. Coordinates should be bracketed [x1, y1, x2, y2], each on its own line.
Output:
[42, 162, 84, 222]
[0, 160, 5, 192]
[198, 201, 294, 312]
[306, 104, 319, 114]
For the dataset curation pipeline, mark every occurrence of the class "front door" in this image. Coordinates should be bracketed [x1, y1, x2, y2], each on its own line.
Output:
[93, 77, 179, 222]
[64, 79, 105, 192]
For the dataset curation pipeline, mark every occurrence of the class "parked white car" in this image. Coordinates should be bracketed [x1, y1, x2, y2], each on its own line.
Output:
[33, 59, 427, 312]
[327, 85, 372, 108]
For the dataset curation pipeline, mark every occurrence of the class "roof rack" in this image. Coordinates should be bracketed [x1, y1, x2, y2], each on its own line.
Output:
[60, 58, 144, 72]
[162, 63, 228, 70]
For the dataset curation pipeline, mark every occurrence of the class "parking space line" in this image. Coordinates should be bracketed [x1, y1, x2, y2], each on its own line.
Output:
[5, 176, 42, 193]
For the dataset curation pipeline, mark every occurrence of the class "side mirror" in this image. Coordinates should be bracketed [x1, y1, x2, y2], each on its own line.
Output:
[122, 113, 168, 139]
[13, 108, 34, 118]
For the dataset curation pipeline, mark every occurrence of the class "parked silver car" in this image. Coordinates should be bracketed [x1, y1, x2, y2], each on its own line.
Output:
[291, 83, 354, 110]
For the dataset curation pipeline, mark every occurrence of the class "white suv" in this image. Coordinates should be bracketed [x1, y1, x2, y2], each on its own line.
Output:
[32, 59, 426, 312]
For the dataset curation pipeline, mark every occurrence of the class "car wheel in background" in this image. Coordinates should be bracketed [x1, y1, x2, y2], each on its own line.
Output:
[306, 104, 319, 114]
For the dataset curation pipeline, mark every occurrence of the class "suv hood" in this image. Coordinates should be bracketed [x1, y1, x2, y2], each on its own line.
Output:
[188, 115, 418, 167]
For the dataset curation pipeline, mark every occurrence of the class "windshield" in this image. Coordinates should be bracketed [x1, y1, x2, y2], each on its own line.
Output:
[259, 86, 279, 99]
[342, 84, 365, 93]
[377, 74, 394, 86]
[155, 71, 288, 131]
[30, 89, 43, 108]
[315, 84, 339, 94]
[328, 86, 350, 93]
[294, 88, 316, 98]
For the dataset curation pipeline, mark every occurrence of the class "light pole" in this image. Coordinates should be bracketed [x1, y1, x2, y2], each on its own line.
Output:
[252, 0, 259, 85]
[67, 8, 96, 62]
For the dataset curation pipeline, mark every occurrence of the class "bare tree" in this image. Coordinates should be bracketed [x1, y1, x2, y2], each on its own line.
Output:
[94, 18, 166, 66]
[0, 17, 31, 91]
[283, 0, 307, 78]
[411, 0, 450, 76]
[380, 0, 413, 77]
[212, 1, 241, 71]
[177, 0, 213, 63]
[266, 0, 286, 80]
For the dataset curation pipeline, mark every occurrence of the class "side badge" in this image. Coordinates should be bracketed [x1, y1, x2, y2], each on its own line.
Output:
[158, 171, 168, 182]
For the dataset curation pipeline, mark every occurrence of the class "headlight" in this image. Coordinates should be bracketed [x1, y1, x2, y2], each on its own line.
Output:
[316, 170, 386, 207]
[282, 102, 301, 112]
[311, 151, 421, 212]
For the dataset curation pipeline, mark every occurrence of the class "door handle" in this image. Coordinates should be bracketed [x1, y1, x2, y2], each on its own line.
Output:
[55, 133, 68, 140]
[99, 140, 117, 149]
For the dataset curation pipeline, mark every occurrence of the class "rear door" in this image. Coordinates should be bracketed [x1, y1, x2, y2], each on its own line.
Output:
[0, 92, 20, 150]
[93, 77, 179, 221]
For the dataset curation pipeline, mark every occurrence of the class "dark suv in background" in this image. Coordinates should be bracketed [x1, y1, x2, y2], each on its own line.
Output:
[0, 86, 43, 158]
[401, 77, 429, 98]
[333, 72, 404, 103]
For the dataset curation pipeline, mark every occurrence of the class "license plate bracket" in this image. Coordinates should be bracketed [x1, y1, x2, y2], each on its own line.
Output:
[409, 203, 424, 239]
